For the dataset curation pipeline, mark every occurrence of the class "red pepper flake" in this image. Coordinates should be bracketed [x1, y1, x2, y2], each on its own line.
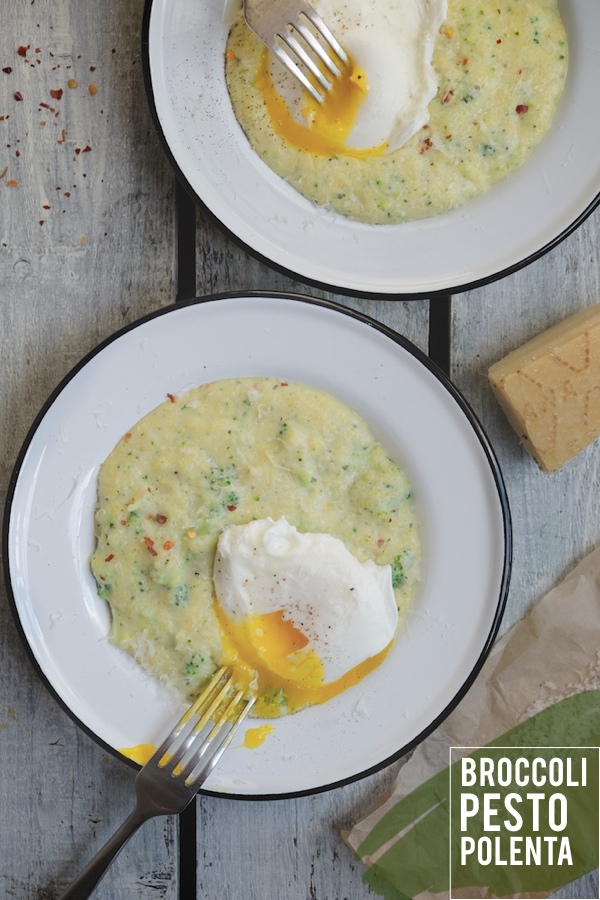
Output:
[419, 138, 434, 154]
[17, 45, 29, 57]
[459, 57, 469, 66]
[123, 431, 132, 442]
[120, 519, 127, 526]
[166, 392, 176, 403]
[376, 538, 385, 548]
[14, 91, 23, 101]
[49, 88, 63, 100]
[42, 204, 50, 209]
[2, 67, 12, 74]
[227, 504, 237, 511]
[144, 536, 158, 556]
[105, 553, 114, 562]
[280, 382, 288, 386]
[156, 514, 167, 524]
[496, 38, 502, 44]
[516, 104, 529, 115]
[82, 145, 91, 153]
[163, 540, 174, 551]
[442, 89, 454, 104]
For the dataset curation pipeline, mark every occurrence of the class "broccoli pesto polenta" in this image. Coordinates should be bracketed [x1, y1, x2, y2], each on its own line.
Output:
[91, 378, 420, 716]
[224, 0, 568, 224]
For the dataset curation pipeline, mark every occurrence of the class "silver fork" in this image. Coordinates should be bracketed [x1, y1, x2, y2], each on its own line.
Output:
[243, 0, 348, 103]
[58, 667, 255, 899]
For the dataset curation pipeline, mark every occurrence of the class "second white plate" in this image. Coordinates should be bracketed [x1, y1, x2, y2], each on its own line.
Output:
[143, 0, 600, 296]
[5, 294, 510, 796]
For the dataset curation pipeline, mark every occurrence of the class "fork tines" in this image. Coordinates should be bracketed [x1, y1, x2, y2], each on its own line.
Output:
[155, 667, 255, 787]
[244, 0, 348, 104]
[276, 7, 348, 103]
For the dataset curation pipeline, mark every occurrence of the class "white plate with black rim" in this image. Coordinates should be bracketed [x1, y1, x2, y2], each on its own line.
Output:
[142, 0, 600, 298]
[3, 293, 510, 797]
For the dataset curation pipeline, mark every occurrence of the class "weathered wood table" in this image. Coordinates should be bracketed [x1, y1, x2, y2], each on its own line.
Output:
[1, 1, 598, 897]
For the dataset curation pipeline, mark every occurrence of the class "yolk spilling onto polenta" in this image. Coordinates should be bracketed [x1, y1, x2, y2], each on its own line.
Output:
[254, 49, 386, 159]
[214, 602, 393, 718]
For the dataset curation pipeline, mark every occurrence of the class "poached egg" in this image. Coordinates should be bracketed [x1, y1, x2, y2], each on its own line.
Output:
[213, 517, 398, 716]
[255, 0, 448, 158]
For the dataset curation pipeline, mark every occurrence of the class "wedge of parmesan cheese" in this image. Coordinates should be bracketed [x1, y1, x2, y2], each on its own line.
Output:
[488, 304, 600, 473]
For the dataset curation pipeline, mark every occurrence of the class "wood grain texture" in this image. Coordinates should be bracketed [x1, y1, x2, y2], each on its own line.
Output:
[1, 0, 177, 897]
[196, 763, 405, 900]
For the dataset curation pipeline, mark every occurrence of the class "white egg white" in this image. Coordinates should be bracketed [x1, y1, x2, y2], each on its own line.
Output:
[316, 0, 447, 151]
[213, 517, 398, 682]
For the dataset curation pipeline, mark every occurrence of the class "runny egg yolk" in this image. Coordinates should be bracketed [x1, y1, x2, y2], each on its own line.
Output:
[243, 724, 275, 749]
[214, 601, 392, 718]
[254, 49, 387, 159]
[120, 743, 156, 765]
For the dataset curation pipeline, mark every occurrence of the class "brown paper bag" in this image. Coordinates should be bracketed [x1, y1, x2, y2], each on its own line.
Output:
[344, 545, 600, 900]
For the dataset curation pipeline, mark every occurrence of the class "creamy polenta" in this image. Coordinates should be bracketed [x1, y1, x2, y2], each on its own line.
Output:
[91, 378, 420, 716]
[224, 0, 568, 224]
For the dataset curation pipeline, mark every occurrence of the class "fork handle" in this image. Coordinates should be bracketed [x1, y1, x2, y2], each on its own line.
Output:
[58, 807, 148, 899]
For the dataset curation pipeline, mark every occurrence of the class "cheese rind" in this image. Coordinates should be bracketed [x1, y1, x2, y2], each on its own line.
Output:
[488, 304, 600, 473]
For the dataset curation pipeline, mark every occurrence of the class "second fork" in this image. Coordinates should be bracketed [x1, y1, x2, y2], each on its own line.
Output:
[57, 667, 254, 900]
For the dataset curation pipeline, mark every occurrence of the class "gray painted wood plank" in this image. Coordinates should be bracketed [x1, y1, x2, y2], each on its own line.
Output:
[197, 762, 405, 900]
[1, 0, 178, 897]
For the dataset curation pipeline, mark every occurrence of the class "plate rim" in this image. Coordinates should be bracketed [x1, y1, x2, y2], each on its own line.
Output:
[2, 291, 512, 799]
[140, 0, 600, 301]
